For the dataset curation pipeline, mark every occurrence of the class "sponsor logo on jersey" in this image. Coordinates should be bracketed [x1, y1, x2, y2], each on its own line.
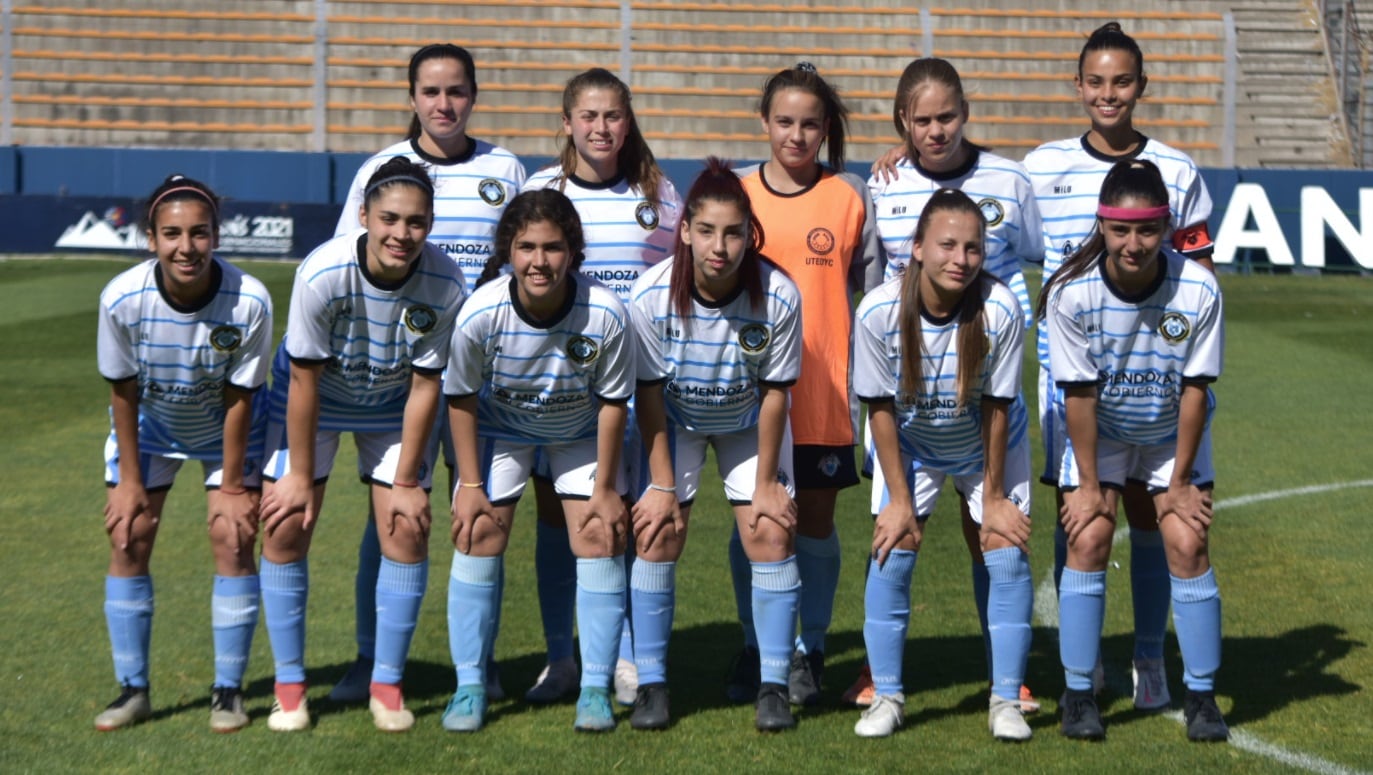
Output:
[1054, 185, 1072, 194]
[404, 304, 438, 334]
[1159, 311, 1191, 344]
[738, 323, 770, 354]
[807, 227, 836, 256]
[566, 335, 600, 365]
[209, 325, 243, 352]
[478, 178, 507, 206]
[635, 201, 659, 231]
[977, 198, 1005, 227]
[891, 205, 907, 215]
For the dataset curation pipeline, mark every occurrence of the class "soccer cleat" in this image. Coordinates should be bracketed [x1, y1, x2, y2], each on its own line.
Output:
[725, 646, 761, 704]
[209, 686, 249, 733]
[754, 682, 796, 732]
[94, 684, 151, 731]
[574, 686, 617, 732]
[614, 657, 639, 706]
[1059, 688, 1104, 740]
[853, 693, 904, 738]
[989, 694, 1032, 742]
[525, 656, 579, 704]
[441, 685, 487, 733]
[327, 656, 373, 704]
[1132, 657, 1171, 710]
[1019, 684, 1041, 714]
[629, 682, 670, 730]
[267, 682, 310, 732]
[484, 657, 505, 703]
[842, 663, 875, 707]
[787, 649, 824, 706]
[368, 682, 414, 732]
[1183, 690, 1230, 742]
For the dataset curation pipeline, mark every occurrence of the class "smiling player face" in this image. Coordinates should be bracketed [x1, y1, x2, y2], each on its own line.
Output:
[1076, 49, 1146, 143]
[913, 208, 985, 314]
[564, 87, 629, 183]
[510, 219, 574, 318]
[360, 184, 433, 281]
[148, 199, 217, 303]
[1099, 197, 1167, 292]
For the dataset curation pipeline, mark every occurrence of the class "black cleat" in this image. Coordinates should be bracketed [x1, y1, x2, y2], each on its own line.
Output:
[1059, 688, 1105, 740]
[1184, 690, 1230, 742]
[629, 682, 670, 730]
[755, 682, 796, 732]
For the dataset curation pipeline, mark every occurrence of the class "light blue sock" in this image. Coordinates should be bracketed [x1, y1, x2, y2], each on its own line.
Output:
[795, 531, 840, 655]
[535, 522, 577, 662]
[1172, 568, 1222, 692]
[729, 525, 757, 649]
[619, 541, 636, 664]
[448, 552, 501, 688]
[751, 557, 801, 686]
[372, 557, 428, 685]
[577, 556, 627, 689]
[863, 551, 915, 697]
[1130, 527, 1170, 660]
[105, 575, 153, 688]
[985, 547, 1033, 702]
[260, 558, 309, 684]
[971, 560, 991, 683]
[630, 560, 675, 685]
[1059, 568, 1106, 692]
[354, 519, 381, 660]
[211, 574, 259, 688]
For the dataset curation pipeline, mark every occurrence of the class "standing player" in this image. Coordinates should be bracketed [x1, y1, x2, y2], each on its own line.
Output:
[854, 57, 1043, 712]
[729, 62, 881, 707]
[521, 67, 682, 705]
[627, 158, 803, 731]
[328, 43, 526, 705]
[852, 189, 1033, 741]
[440, 189, 634, 733]
[258, 157, 465, 733]
[1040, 160, 1226, 742]
[94, 175, 272, 733]
[1023, 22, 1215, 711]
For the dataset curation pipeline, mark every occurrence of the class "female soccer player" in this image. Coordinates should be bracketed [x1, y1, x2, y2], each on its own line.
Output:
[328, 43, 526, 705]
[627, 158, 803, 731]
[441, 189, 634, 734]
[95, 174, 273, 732]
[1023, 22, 1215, 711]
[1040, 160, 1226, 742]
[258, 157, 466, 733]
[521, 67, 682, 705]
[855, 57, 1043, 712]
[729, 62, 882, 707]
[852, 189, 1033, 741]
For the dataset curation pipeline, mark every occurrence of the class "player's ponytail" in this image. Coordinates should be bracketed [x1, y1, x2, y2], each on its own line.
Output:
[759, 63, 850, 172]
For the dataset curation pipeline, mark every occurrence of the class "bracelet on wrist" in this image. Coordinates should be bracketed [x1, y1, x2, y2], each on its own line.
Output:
[218, 486, 247, 496]
[459, 481, 484, 489]
[392, 480, 420, 489]
[647, 483, 676, 494]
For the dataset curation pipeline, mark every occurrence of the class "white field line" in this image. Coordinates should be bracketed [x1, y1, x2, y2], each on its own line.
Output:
[1033, 479, 1373, 775]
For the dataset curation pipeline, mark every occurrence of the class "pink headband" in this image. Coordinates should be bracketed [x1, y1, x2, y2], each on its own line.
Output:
[1097, 204, 1169, 221]
[151, 185, 218, 220]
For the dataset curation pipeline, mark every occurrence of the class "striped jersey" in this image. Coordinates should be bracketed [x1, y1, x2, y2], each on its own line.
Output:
[97, 258, 273, 459]
[738, 164, 882, 447]
[867, 148, 1042, 327]
[522, 167, 682, 303]
[279, 232, 465, 430]
[1046, 249, 1223, 446]
[629, 257, 802, 434]
[853, 275, 1028, 475]
[336, 137, 525, 296]
[445, 274, 634, 443]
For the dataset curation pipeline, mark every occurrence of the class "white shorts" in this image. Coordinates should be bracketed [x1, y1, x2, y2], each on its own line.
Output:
[870, 434, 1032, 524]
[642, 422, 796, 505]
[534, 402, 641, 491]
[261, 421, 436, 489]
[104, 432, 262, 491]
[1039, 366, 1067, 486]
[478, 436, 625, 505]
[1059, 429, 1215, 493]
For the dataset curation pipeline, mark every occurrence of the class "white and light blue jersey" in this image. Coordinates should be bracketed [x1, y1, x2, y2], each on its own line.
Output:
[277, 231, 465, 431]
[522, 167, 682, 303]
[629, 258, 801, 434]
[853, 275, 1028, 475]
[97, 258, 273, 459]
[867, 148, 1043, 327]
[445, 274, 634, 443]
[336, 138, 525, 296]
[1046, 249, 1223, 446]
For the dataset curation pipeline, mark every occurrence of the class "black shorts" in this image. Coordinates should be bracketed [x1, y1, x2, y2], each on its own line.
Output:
[792, 444, 859, 490]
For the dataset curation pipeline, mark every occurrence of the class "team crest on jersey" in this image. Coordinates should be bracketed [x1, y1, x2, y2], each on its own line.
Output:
[738, 323, 770, 354]
[635, 201, 659, 231]
[404, 304, 438, 334]
[566, 335, 600, 365]
[977, 198, 1005, 227]
[807, 227, 836, 256]
[1159, 312, 1191, 344]
[478, 178, 506, 207]
[1060, 240, 1075, 259]
[209, 325, 243, 352]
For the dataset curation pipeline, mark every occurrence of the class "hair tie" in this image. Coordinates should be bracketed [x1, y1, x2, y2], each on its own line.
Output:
[1097, 204, 1170, 221]
[364, 174, 434, 201]
[794, 61, 818, 74]
[151, 185, 218, 220]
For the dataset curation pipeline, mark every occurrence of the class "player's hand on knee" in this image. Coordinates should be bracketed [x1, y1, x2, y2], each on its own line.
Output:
[749, 481, 796, 535]
[388, 483, 432, 541]
[451, 487, 495, 554]
[208, 488, 259, 554]
[871, 497, 920, 565]
[1060, 485, 1110, 544]
[631, 488, 682, 552]
[104, 480, 151, 551]
[261, 472, 314, 534]
[1158, 483, 1212, 540]
[981, 495, 1030, 553]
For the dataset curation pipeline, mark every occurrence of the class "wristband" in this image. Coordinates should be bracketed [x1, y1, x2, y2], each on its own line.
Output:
[647, 483, 676, 494]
